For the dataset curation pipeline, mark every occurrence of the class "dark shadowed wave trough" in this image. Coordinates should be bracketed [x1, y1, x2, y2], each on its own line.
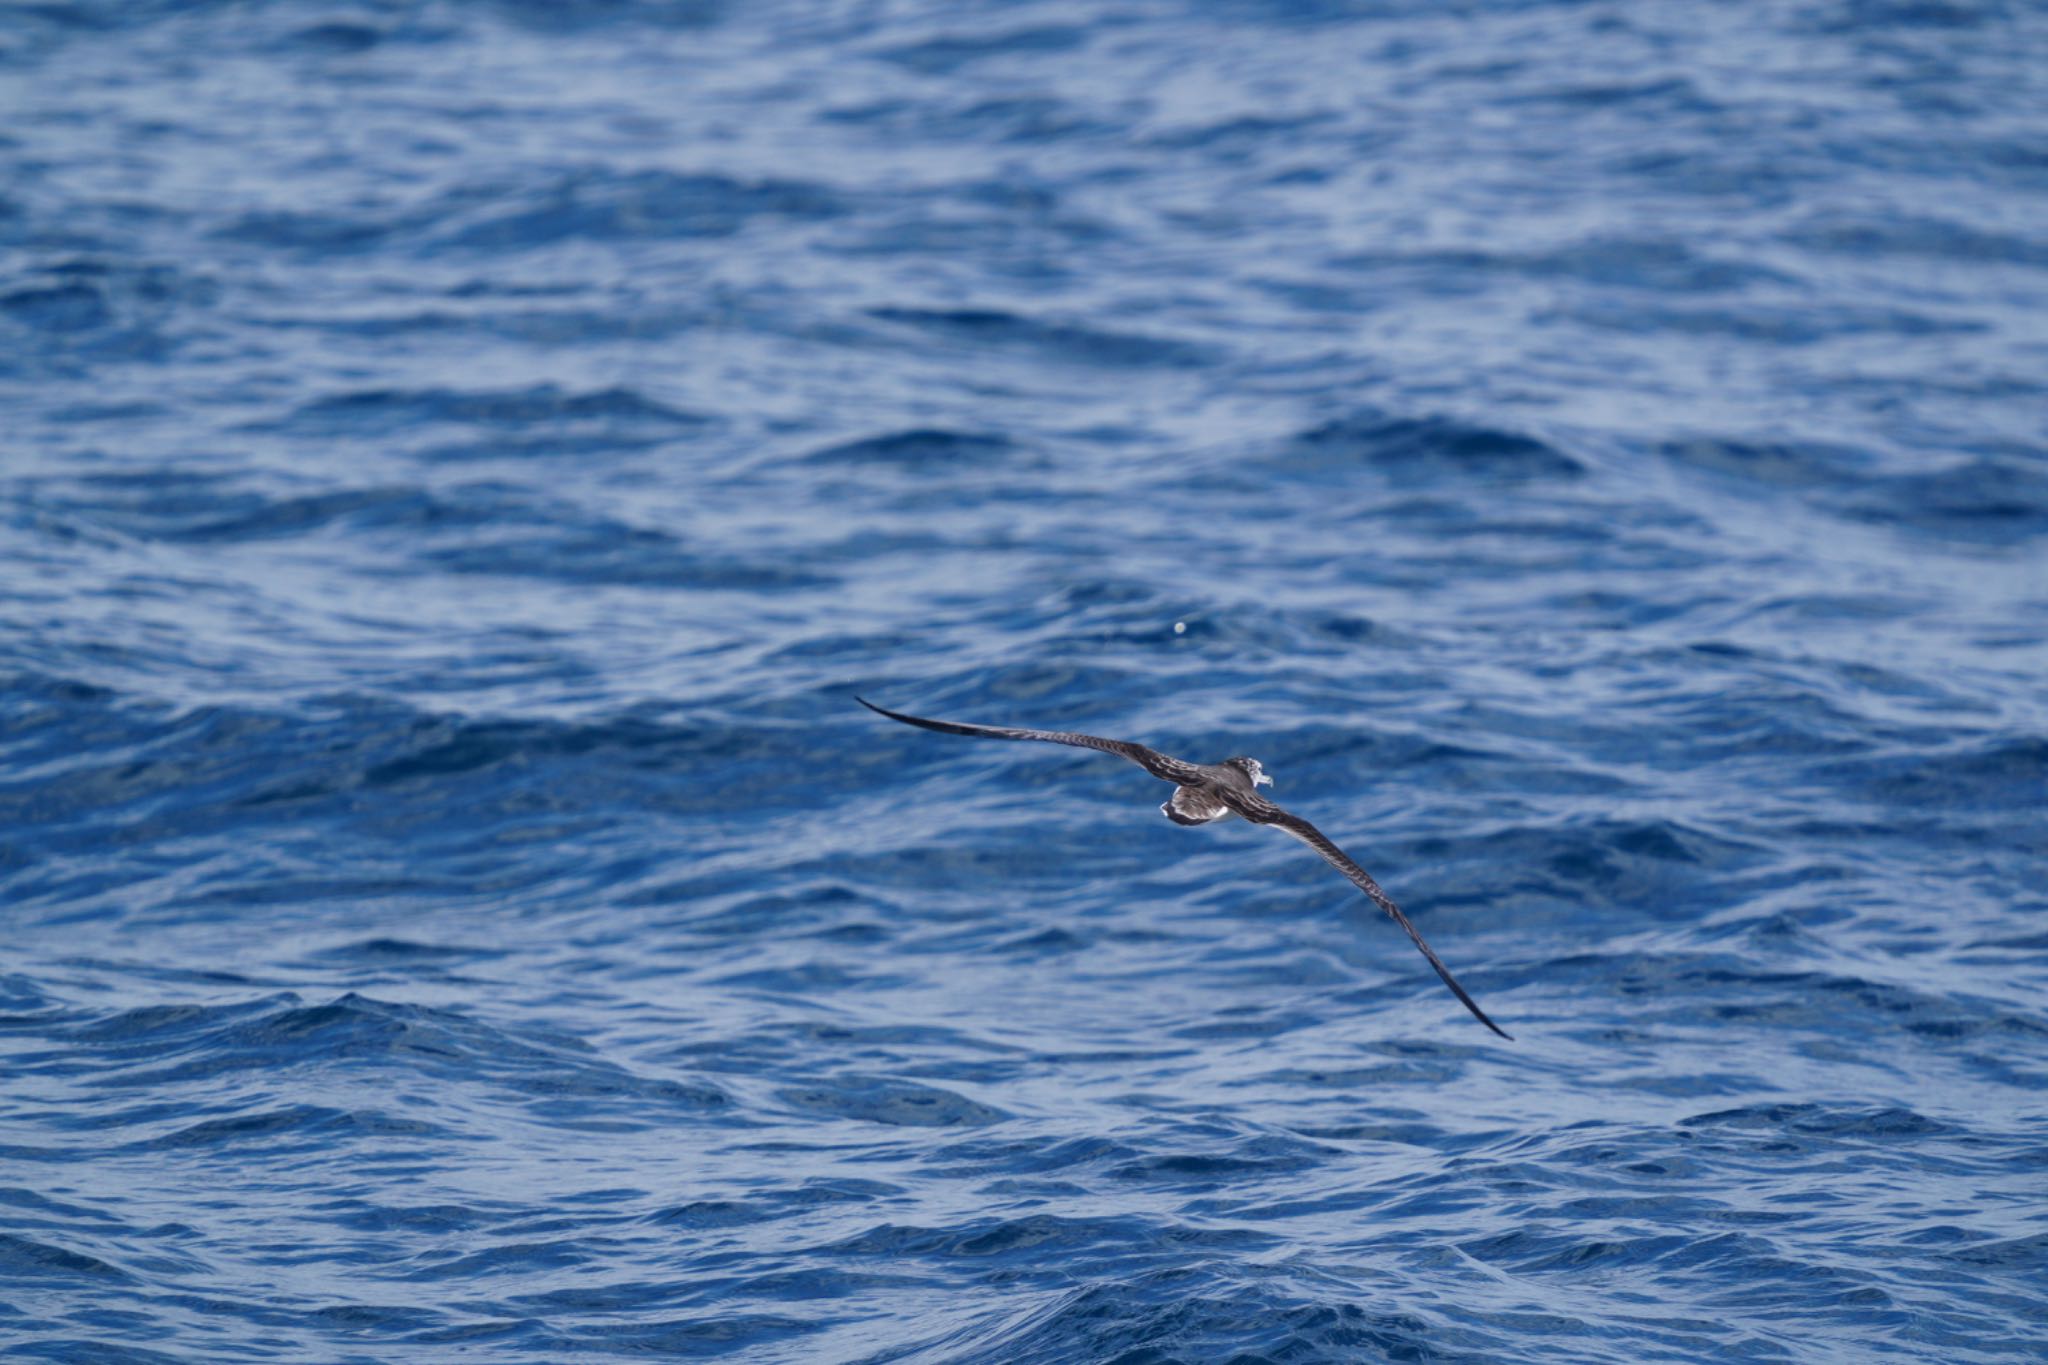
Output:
[3, 2, 2046, 1362]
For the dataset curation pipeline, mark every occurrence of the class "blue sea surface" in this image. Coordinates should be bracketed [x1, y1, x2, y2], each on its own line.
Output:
[4, 1, 2047, 1361]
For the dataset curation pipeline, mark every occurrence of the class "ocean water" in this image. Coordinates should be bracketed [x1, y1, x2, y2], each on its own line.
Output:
[3, 1, 2046, 1360]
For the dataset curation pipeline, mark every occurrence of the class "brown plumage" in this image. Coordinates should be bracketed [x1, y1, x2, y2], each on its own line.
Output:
[857, 697, 1511, 1040]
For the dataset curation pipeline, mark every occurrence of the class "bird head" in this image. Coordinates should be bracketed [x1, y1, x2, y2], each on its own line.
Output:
[1230, 757, 1273, 787]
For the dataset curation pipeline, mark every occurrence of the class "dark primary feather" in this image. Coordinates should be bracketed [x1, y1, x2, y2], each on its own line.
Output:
[858, 696, 1511, 1039]
[856, 697, 1203, 783]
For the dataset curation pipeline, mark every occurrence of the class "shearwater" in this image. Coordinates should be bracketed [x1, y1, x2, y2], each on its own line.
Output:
[858, 697, 1511, 1040]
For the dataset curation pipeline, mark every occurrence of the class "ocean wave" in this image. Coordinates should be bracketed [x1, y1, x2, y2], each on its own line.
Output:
[3, 0, 2044, 1359]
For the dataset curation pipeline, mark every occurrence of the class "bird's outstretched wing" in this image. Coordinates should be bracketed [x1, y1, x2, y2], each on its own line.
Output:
[857, 697, 1205, 784]
[1218, 788, 1512, 1040]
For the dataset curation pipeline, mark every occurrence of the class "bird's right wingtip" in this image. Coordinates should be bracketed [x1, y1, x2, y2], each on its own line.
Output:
[1465, 996, 1514, 1041]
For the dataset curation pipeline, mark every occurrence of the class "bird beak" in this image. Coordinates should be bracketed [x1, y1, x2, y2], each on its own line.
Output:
[1258, 772, 1274, 787]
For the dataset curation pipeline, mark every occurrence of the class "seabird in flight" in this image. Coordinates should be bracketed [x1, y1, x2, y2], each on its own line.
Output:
[857, 697, 1511, 1039]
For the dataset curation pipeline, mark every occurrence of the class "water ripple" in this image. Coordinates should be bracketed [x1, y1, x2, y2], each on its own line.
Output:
[3, 0, 2045, 1361]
